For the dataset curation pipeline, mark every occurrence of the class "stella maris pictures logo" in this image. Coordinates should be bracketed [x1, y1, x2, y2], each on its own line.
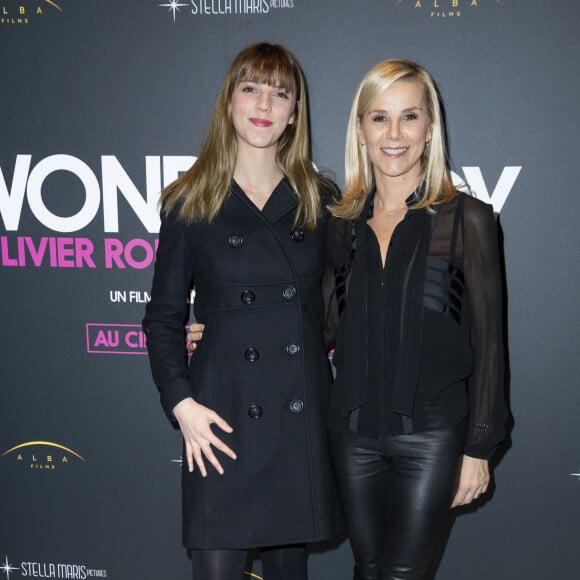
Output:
[159, 0, 188, 22]
[1, 1, 64, 25]
[0, 555, 108, 579]
[0, 556, 18, 580]
[1, 441, 85, 471]
[157, 0, 295, 22]
[394, 0, 503, 19]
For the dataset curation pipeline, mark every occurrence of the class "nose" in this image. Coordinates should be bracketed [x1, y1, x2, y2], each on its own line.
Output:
[257, 93, 272, 112]
[388, 120, 402, 140]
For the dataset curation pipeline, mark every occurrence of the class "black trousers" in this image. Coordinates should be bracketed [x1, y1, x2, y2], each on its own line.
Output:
[190, 544, 307, 580]
[329, 420, 466, 580]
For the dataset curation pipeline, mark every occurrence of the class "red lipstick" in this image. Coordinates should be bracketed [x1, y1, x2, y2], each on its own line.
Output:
[250, 118, 273, 127]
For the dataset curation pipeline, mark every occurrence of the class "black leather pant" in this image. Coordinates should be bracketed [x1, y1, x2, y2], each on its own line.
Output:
[329, 421, 466, 580]
[190, 544, 307, 580]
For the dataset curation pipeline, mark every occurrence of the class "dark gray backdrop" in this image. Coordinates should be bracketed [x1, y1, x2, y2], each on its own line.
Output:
[1, 1, 579, 578]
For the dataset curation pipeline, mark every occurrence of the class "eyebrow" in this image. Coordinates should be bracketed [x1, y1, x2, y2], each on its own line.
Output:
[239, 80, 291, 90]
[367, 106, 424, 114]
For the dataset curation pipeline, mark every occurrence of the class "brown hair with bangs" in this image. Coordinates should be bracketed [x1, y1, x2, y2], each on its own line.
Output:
[162, 43, 328, 230]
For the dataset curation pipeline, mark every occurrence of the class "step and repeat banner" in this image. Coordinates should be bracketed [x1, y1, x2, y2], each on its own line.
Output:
[1, 1, 579, 578]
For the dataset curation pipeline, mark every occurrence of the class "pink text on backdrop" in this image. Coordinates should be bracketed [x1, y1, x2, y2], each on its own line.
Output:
[0, 236, 159, 269]
[86, 323, 148, 355]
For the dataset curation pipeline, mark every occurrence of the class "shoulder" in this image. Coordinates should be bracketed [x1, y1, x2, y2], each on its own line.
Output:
[455, 192, 499, 247]
[318, 177, 341, 207]
[160, 202, 179, 222]
[326, 214, 353, 266]
[460, 192, 495, 221]
[438, 191, 496, 233]
[159, 199, 194, 235]
[433, 192, 497, 243]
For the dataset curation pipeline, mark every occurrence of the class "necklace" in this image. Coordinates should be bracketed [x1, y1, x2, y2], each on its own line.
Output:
[383, 202, 407, 216]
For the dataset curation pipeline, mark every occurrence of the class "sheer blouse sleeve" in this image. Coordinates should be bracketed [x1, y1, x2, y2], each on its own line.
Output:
[142, 208, 194, 420]
[462, 196, 507, 458]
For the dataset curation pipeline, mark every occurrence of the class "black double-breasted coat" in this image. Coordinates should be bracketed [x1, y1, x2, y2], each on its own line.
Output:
[143, 178, 341, 549]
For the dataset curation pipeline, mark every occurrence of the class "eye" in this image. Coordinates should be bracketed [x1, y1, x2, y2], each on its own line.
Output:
[275, 91, 289, 99]
[240, 84, 257, 93]
[371, 115, 387, 123]
[403, 113, 419, 121]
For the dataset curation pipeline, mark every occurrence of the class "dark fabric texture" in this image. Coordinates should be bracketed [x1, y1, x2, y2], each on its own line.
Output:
[326, 192, 506, 459]
[190, 549, 248, 580]
[329, 421, 466, 580]
[190, 545, 307, 580]
[260, 544, 308, 580]
[143, 178, 342, 548]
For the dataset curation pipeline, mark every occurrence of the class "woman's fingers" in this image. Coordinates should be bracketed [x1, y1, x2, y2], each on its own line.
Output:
[174, 398, 236, 476]
[450, 488, 467, 508]
[191, 441, 208, 478]
[199, 440, 225, 475]
[186, 433, 232, 477]
[187, 323, 205, 351]
[184, 440, 196, 474]
[206, 430, 237, 461]
[195, 418, 237, 470]
[206, 414, 237, 460]
[451, 456, 490, 508]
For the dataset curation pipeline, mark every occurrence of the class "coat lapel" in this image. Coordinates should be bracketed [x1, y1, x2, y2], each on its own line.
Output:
[229, 177, 298, 224]
[260, 177, 299, 223]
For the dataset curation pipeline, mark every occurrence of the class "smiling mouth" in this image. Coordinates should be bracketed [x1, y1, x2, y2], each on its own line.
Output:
[250, 118, 273, 127]
[381, 147, 407, 156]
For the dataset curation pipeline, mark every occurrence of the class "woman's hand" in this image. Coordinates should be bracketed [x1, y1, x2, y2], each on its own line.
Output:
[187, 323, 205, 352]
[172, 397, 236, 477]
[451, 455, 490, 508]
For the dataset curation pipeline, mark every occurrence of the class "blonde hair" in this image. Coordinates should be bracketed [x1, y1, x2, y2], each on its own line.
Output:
[162, 43, 328, 230]
[332, 59, 455, 220]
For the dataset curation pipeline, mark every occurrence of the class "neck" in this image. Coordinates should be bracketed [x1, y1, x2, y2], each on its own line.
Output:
[374, 187, 414, 214]
[373, 173, 420, 211]
[234, 145, 281, 184]
[234, 148, 284, 209]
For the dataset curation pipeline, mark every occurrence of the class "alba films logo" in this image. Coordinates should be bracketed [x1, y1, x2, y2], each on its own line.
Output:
[1, 1, 65, 25]
[394, 0, 504, 20]
[1, 441, 85, 471]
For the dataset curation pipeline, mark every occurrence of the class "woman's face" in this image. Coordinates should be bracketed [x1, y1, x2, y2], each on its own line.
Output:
[230, 80, 296, 154]
[358, 79, 433, 190]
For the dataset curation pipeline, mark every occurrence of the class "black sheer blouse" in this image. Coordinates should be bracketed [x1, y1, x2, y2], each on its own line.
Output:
[326, 192, 506, 459]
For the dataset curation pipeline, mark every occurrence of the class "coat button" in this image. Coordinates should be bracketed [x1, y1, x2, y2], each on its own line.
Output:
[228, 233, 243, 248]
[282, 285, 297, 300]
[289, 399, 304, 414]
[285, 342, 301, 356]
[248, 404, 263, 419]
[244, 348, 259, 362]
[290, 228, 305, 242]
[241, 290, 256, 305]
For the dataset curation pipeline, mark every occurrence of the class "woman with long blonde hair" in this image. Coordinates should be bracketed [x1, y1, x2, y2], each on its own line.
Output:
[327, 59, 507, 579]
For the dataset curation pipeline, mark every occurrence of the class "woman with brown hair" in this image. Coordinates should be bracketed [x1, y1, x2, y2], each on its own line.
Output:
[143, 43, 341, 579]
